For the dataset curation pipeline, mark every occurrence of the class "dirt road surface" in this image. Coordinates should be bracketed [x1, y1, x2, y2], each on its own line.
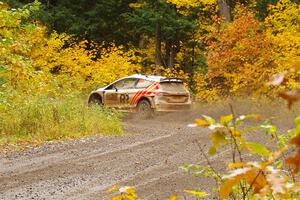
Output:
[0, 100, 297, 200]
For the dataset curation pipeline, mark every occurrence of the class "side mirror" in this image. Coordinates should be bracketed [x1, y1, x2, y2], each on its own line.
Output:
[113, 85, 118, 92]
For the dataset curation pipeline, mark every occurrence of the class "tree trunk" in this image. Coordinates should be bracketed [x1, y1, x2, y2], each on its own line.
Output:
[138, 35, 145, 49]
[155, 23, 162, 66]
[165, 40, 171, 67]
[168, 43, 175, 69]
[217, 0, 231, 22]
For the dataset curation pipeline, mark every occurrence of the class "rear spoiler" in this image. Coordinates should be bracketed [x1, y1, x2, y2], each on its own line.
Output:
[160, 77, 183, 83]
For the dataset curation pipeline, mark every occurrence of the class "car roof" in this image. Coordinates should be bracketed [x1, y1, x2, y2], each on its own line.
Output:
[127, 74, 165, 82]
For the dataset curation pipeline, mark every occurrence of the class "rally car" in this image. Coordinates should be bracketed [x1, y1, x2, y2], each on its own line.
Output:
[88, 74, 191, 117]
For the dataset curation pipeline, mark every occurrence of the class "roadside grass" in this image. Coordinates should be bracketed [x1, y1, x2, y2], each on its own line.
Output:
[0, 95, 123, 151]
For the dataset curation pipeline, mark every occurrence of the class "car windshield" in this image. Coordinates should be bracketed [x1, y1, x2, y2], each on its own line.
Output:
[159, 82, 186, 92]
[114, 78, 136, 89]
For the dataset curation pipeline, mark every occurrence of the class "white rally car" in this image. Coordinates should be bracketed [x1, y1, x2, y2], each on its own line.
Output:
[88, 74, 191, 117]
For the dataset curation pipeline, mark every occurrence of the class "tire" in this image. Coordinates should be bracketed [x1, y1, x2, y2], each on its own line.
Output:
[88, 94, 103, 106]
[137, 99, 154, 119]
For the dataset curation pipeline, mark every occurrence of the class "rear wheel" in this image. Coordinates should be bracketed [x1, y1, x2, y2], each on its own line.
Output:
[137, 99, 153, 119]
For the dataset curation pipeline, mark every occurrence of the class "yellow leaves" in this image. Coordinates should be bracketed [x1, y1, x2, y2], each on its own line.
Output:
[107, 185, 119, 193]
[165, 0, 216, 16]
[265, 0, 300, 34]
[195, 119, 210, 127]
[209, 130, 226, 155]
[183, 190, 209, 198]
[108, 186, 137, 200]
[92, 45, 141, 87]
[220, 114, 233, 126]
[264, 0, 300, 87]
[227, 162, 251, 169]
[129, 2, 147, 9]
[193, 115, 218, 128]
[164, 191, 209, 199]
[168, 194, 177, 200]
[0, 2, 9, 10]
[1, 1, 141, 97]
[166, 0, 215, 8]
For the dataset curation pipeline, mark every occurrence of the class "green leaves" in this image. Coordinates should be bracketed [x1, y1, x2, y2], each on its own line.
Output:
[245, 142, 271, 158]
[209, 130, 226, 155]
[202, 115, 216, 125]
[261, 122, 277, 137]
[220, 114, 233, 126]
[294, 116, 300, 126]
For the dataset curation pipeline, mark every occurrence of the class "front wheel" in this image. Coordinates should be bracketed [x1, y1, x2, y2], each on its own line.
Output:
[88, 94, 103, 106]
[137, 99, 154, 119]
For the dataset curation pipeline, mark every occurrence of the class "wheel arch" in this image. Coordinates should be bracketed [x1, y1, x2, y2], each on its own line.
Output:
[136, 96, 154, 108]
[88, 92, 103, 104]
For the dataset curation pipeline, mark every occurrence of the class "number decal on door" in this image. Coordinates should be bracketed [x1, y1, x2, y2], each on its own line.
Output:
[120, 94, 129, 103]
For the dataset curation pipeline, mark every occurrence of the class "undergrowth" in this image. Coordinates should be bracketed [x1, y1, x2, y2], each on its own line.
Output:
[0, 95, 123, 148]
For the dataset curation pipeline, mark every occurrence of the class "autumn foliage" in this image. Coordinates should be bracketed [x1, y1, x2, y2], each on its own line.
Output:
[195, 0, 300, 100]
[2, 0, 300, 199]
[206, 7, 274, 95]
[186, 112, 300, 199]
[0, 3, 140, 96]
[0, 2, 134, 146]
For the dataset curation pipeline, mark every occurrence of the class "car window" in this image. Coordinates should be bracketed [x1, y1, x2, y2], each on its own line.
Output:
[115, 78, 137, 89]
[135, 79, 153, 89]
[159, 82, 186, 92]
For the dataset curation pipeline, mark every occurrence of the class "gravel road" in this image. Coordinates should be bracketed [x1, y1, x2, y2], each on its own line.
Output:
[0, 110, 225, 200]
[0, 100, 296, 200]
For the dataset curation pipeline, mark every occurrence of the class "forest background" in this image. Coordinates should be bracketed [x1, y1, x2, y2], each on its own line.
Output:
[0, 0, 299, 146]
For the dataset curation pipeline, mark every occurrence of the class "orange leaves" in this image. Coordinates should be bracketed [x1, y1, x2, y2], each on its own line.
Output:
[220, 161, 297, 199]
[197, 1, 300, 98]
[285, 117, 300, 175]
[204, 6, 275, 96]
[279, 89, 300, 109]
[286, 134, 300, 175]
[220, 167, 267, 199]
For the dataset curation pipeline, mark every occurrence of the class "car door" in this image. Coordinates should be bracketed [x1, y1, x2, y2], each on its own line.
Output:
[115, 78, 139, 109]
[103, 84, 119, 107]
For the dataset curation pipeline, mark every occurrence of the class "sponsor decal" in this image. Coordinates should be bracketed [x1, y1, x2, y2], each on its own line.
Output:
[130, 82, 158, 105]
